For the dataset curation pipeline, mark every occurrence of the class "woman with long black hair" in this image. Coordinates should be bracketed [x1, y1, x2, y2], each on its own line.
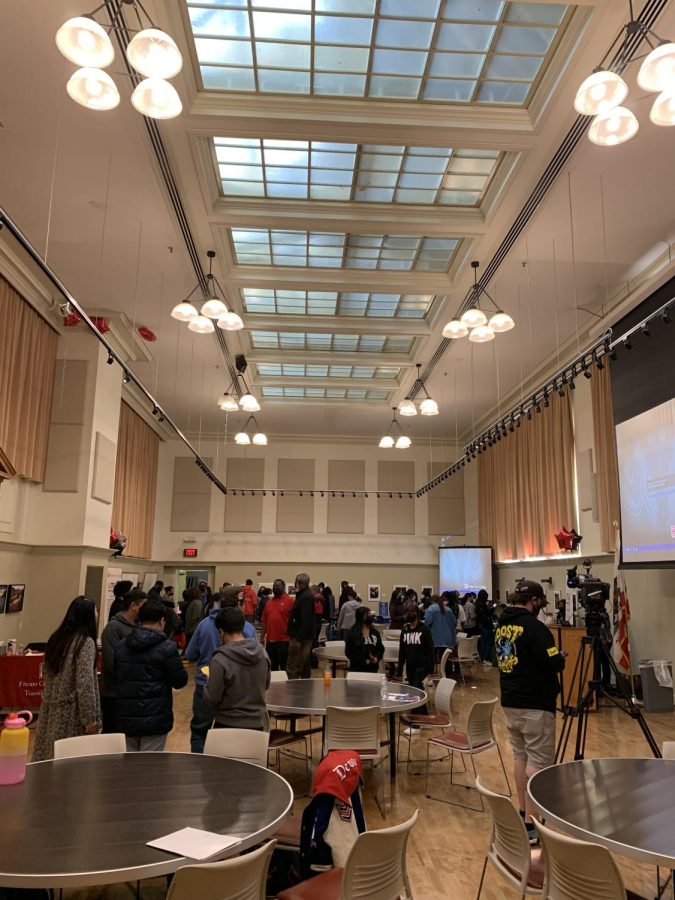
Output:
[33, 596, 101, 761]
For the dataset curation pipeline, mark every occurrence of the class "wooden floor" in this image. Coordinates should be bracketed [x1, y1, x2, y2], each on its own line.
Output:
[32, 664, 675, 900]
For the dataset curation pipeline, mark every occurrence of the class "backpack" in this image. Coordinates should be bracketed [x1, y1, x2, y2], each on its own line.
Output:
[299, 789, 366, 879]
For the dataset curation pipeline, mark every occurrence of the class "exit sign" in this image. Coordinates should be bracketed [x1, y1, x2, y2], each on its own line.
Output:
[183, 548, 198, 558]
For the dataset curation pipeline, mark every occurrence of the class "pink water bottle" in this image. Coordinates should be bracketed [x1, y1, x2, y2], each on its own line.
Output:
[0, 710, 33, 784]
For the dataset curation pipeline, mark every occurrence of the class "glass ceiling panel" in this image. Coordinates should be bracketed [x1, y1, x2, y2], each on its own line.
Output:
[232, 228, 459, 268]
[257, 363, 401, 378]
[250, 331, 414, 352]
[243, 288, 435, 318]
[261, 386, 390, 399]
[215, 138, 500, 206]
[187, 1, 571, 106]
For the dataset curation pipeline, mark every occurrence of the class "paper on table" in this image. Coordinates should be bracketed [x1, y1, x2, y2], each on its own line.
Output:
[148, 827, 241, 860]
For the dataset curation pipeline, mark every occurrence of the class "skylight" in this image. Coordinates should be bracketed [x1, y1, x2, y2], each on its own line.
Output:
[250, 331, 414, 352]
[261, 386, 389, 400]
[257, 363, 401, 379]
[231, 228, 459, 269]
[242, 289, 434, 318]
[214, 137, 500, 205]
[188, 1, 570, 106]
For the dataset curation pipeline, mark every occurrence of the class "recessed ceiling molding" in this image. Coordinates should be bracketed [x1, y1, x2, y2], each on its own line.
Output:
[240, 315, 430, 337]
[245, 349, 414, 368]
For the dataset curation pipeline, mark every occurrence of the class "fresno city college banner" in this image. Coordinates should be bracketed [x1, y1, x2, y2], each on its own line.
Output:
[0, 655, 44, 709]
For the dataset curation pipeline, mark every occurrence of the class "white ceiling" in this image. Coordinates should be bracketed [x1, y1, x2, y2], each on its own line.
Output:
[1, 0, 674, 446]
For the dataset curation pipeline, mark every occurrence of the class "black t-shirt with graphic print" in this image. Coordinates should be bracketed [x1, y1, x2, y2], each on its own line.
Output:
[495, 606, 565, 713]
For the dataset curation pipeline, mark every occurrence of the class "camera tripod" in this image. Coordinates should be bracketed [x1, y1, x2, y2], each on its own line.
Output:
[555, 631, 661, 762]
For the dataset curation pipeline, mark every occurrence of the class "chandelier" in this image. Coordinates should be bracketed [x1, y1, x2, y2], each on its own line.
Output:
[171, 251, 244, 334]
[234, 416, 268, 446]
[218, 373, 261, 414]
[397, 363, 439, 417]
[56, 0, 183, 119]
[378, 408, 411, 449]
[442, 261, 515, 344]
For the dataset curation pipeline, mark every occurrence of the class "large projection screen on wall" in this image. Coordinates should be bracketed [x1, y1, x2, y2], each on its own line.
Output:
[439, 546, 492, 597]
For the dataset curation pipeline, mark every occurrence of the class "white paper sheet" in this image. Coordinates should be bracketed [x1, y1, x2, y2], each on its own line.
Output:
[147, 827, 241, 860]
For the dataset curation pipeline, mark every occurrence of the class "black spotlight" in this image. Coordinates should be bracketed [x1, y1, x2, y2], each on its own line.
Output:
[609, 347, 618, 361]
[662, 307, 672, 324]
[582, 362, 592, 379]
[623, 336, 633, 350]
[152, 405, 159, 416]
[557, 383, 565, 398]
[641, 322, 650, 337]
[122, 371, 130, 384]
[158, 414, 165, 423]
[527, 408, 532, 420]
[107, 352, 114, 365]
[594, 352, 604, 371]
[543, 390, 550, 408]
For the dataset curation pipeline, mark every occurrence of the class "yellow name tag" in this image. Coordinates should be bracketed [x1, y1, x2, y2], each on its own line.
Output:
[547, 647, 559, 657]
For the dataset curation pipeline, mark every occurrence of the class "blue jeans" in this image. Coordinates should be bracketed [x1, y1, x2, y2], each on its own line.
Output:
[408, 666, 432, 715]
[478, 624, 493, 662]
[190, 685, 213, 753]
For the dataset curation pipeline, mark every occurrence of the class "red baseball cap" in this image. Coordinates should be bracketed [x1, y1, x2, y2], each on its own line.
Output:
[312, 750, 363, 806]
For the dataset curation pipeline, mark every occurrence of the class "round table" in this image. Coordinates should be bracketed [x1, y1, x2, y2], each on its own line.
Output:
[314, 642, 399, 678]
[528, 758, 675, 869]
[0, 752, 293, 889]
[266, 678, 426, 779]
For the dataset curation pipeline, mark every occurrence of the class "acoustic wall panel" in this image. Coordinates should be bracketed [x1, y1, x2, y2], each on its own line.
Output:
[377, 460, 414, 534]
[170, 456, 212, 532]
[327, 459, 365, 534]
[277, 458, 315, 533]
[427, 462, 465, 536]
[224, 458, 264, 532]
[43, 359, 89, 492]
[91, 432, 116, 504]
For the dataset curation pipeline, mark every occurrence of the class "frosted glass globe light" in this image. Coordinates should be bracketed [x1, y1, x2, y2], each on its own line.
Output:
[442, 319, 469, 339]
[574, 70, 628, 115]
[66, 68, 120, 110]
[217, 393, 239, 412]
[588, 107, 639, 146]
[200, 298, 228, 319]
[126, 29, 183, 79]
[650, 88, 675, 126]
[187, 315, 215, 334]
[56, 17, 115, 68]
[420, 397, 439, 416]
[217, 312, 244, 331]
[240, 393, 261, 412]
[252, 432, 268, 446]
[489, 310, 515, 333]
[469, 324, 496, 343]
[460, 307, 488, 328]
[379, 435, 395, 448]
[638, 42, 675, 92]
[131, 78, 182, 119]
[171, 301, 198, 322]
[398, 399, 417, 417]
[395, 435, 412, 449]
[234, 432, 251, 445]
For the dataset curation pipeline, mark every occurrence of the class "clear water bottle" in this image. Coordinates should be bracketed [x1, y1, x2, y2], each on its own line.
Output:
[380, 674, 388, 701]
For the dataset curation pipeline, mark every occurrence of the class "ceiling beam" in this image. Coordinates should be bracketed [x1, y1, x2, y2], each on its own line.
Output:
[241, 315, 431, 336]
[253, 375, 401, 390]
[246, 350, 415, 367]
[226, 267, 452, 294]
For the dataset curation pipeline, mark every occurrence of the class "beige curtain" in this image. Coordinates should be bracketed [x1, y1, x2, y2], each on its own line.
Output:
[112, 402, 159, 558]
[0, 276, 58, 482]
[478, 392, 576, 560]
[591, 365, 621, 553]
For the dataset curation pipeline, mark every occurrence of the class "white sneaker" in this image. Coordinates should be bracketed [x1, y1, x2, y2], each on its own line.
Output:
[403, 726, 419, 736]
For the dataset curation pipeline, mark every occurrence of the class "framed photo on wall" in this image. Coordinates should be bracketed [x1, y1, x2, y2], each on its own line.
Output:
[6, 584, 25, 614]
[368, 584, 380, 602]
[421, 585, 434, 598]
[393, 585, 408, 596]
[0, 585, 8, 614]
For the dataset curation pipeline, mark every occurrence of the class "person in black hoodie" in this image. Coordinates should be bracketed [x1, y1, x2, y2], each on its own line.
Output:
[286, 573, 315, 679]
[496, 580, 566, 841]
[346, 607, 384, 673]
[114, 601, 188, 751]
[397, 605, 435, 716]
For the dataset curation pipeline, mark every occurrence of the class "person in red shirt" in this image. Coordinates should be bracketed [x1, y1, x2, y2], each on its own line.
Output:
[261, 578, 294, 671]
[242, 579, 258, 622]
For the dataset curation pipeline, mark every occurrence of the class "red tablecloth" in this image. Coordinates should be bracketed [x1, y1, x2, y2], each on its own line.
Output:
[0, 654, 45, 709]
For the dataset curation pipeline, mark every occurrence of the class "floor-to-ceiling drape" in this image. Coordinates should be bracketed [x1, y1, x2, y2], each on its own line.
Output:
[591, 365, 621, 553]
[112, 402, 159, 558]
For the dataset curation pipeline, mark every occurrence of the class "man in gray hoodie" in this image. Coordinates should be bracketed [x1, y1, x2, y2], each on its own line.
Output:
[100, 588, 146, 733]
[204, 606, 271, 731]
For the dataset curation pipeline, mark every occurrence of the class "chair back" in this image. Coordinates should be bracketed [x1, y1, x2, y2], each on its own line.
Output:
[204, 728, 270, 767]
[476, 777, 531, 891]
[385, 630, 401, 642]
[270, 670, 288, 683]
[439, 647, 452, 675]
[382, 641, 399, 657]
[342, 810, 418, 900]
[166, 840, 276, 900]
[347, 672, 384, 683]
[433, 677, 456, 724]
[536, 819, 627, 900]
[663, 741, 675, 759]
[54, 733, 126, 759]
[466, 698, 497, 750]
[456, 635, 473, 661]
[325, 641, 345, 650]
[325, 706, 380, 757]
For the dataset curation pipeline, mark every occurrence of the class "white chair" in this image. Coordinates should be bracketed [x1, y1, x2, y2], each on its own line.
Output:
[535, 819, 628, 900]
[270, 670, 289, 682]
[324, 640, 348, 676]
[325, 705, 385, 817]
[456, 635, 480, 684]
[475, 777, 544, 898]
[384, 630, 401, 642]
[54, 733, 126, 759]
[166, 839, 276, 900]
[347, 671, 384, 682]
[397, 677, 457, 771]
[204, 728, 270, 768]
[424, 697, 511, 811]
[277, 811, 418, 900]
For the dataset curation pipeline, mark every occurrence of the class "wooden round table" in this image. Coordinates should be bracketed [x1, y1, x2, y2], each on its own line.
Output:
[266, 677, 426, 779]
[0, 752, 293, 889]
[528, 757, 675, 869]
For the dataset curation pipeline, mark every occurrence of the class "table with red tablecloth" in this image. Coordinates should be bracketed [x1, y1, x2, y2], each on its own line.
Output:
[0, 654, 45, 709]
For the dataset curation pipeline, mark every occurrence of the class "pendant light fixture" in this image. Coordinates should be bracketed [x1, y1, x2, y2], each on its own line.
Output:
[56, 1, 183, 120]
[397, 364, 440, 417]
[234, 415, 268, 446]
[172, 251, 244, 334]
[573, 5, 674, 145]
[217, 393, 239, 412]
[216, 370, 262, 414]
[444, 261, 515, 344]
[398, 398, 417, 417]
[378, 408, 411, 449]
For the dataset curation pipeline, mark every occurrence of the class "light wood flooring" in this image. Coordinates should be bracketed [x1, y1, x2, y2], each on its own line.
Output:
[31, 664, 675, 900]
